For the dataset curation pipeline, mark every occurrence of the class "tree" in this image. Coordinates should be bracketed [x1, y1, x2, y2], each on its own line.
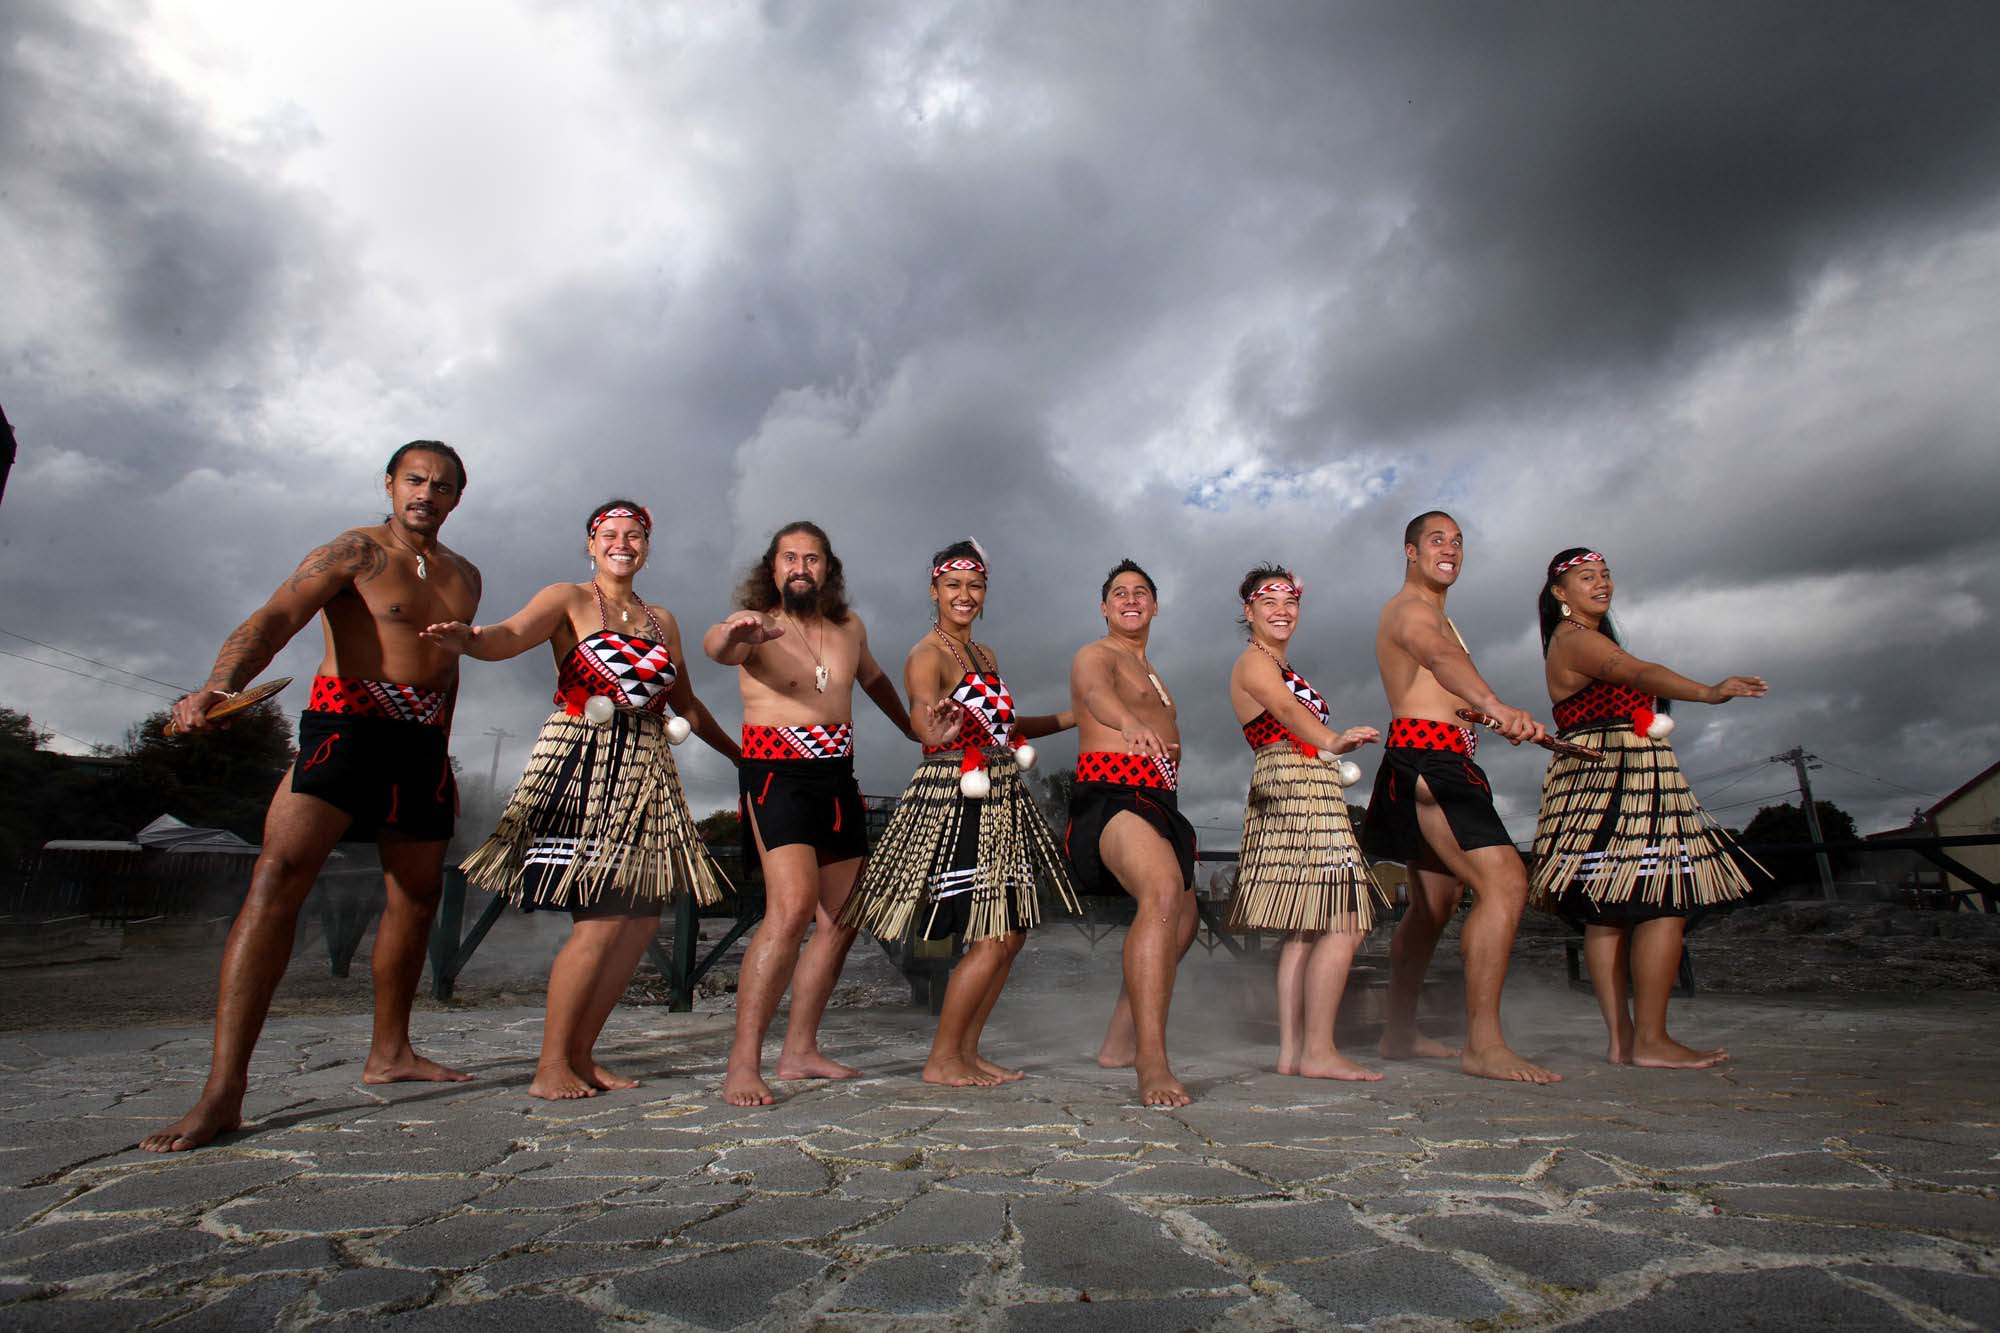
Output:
[1739, 800, 1860, 892]
[101, 702, 297, 842]
[1027, 764, 1075, 833]
[0, 707, 52, 872]
[696, 807, 741, 847]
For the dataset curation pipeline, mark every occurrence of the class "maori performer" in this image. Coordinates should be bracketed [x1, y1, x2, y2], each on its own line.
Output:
[704, 521, 961, 1106]
[843, 540, 1080, 1087]
[144, 442, 478, 1153]
[1532, 548, 1766, 1068]
[1360, 511, 1561, 1084]
[1226, 565, 1385, 1081]
[423, 498, 738, 1099]
[1066, 559, 1199, 1108]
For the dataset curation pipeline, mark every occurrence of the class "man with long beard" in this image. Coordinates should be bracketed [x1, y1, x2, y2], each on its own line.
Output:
[704, 522, 957, 1106]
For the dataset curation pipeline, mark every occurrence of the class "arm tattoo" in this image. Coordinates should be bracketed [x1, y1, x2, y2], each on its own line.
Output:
[1602, 649, 1629, 679]
[205, 622, 277, 692]
[287, 531, 387, 593]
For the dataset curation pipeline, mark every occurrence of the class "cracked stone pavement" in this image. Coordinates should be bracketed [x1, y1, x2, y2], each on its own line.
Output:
[1, 932, 1997, 1330]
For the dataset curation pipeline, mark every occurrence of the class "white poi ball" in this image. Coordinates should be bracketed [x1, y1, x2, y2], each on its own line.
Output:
[664, 716, 692, 745]
[1646, 713, 1675, 741]
[583, 694, 616, 726]
[1013, 743, 1038, 771]
[959, 767, 992, 800]
[1335, 759, 1364, 788]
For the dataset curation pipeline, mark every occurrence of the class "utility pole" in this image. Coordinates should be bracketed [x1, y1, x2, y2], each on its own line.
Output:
[484, 726, 516, 796]
[1771, 746, 1836, 900]
[0, 402, 16, 508]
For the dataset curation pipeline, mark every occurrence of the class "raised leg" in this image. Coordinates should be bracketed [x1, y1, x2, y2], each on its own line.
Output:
[142, 782, 351, 1152]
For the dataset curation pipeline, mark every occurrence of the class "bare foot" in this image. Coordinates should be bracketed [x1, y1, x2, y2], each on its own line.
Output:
[1276, 1045, 1300, 1076]
[1135, 1060, 1192, 1108]
[1606, 1019, 1636, 1065]
[1461, 1043, 1563, 1084]
[140, 1097, 242, 1153]
[528, 1064, 598, 1100]
[1379, 1029, 1459, 1062]
[923, 1054, 999, 1087]
[722, 1060, 775, 1107]
[1096, 1035, 1136, 1069]
[774, 1051, 862, 1080]
[362, 1050, 472, 1085]
[1632, 1037, 1729, 1070]
[972, 1054, 1024, 1083]
[1297, 1051, 1384, 1082]
[587, 1062, 640, 1091]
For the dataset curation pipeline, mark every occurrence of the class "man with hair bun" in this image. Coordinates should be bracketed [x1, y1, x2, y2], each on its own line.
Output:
[143, 441, 480, 1153]
[1065, 558, 1200, 1108]
[704, 522, 961, 1106]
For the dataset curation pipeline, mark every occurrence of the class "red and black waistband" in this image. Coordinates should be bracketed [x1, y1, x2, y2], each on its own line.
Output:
[742, 723, 854, 761]
[1076, 750, 1178, 791]
[1385, 717, 1477, 759]
[307, 675, 448, 728]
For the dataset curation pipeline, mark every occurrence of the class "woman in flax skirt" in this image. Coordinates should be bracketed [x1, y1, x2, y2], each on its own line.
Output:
[425, 499, 738, 1098]
[842, 539, 1078, 1087]
[1532, 547, 1766, 1069]
[1226, 564, 1385, 1080]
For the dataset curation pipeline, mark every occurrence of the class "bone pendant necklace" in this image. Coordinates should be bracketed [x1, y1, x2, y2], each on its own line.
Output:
[786, 614, 830, 692]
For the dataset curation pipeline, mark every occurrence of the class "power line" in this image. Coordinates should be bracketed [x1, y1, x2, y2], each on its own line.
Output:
[0, 626, 192, 694]
[1705, 788, 1803, 815]
[0, 648, 182, 702]
[1811, 755, 1940, 801]
[1686, 758, 1769, 783]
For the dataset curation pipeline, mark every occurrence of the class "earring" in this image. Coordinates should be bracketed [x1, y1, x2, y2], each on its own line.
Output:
[1559, 601, 1572, 618]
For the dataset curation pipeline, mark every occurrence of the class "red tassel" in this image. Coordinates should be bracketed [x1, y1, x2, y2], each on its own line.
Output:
[960, 747, 986, 774]
[562, 687, 588, 718]
[1296, 740, 1319, 759]
[1632, 707, 1654, 738]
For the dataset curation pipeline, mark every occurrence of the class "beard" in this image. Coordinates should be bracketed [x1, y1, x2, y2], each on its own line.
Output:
[780, 576, 819, 615]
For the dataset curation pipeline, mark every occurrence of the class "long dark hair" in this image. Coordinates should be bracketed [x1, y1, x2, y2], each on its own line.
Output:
[1539, 547, 1621, 653]
[734, 520, 850, 623]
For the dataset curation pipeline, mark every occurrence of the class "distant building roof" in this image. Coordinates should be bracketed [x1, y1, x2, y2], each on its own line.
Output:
[135, 814, 259, 854]
[1927, 759, 2000, 820]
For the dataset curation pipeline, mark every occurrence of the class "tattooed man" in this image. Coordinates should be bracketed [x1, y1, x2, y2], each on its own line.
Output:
[144, 442, 482, 1152]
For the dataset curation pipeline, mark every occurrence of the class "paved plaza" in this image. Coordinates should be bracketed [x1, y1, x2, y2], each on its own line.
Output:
[2, 931, 1998, 1330]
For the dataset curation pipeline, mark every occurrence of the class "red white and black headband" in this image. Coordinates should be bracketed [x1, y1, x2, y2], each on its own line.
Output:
[1246, 579, 1303, 602]
[1550, 551, 1605, 577]
[589, 506, 653, 538]
[931, 537, 990, 581]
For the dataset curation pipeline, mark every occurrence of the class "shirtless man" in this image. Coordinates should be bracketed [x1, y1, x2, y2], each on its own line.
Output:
[143, 442, 480, 1152]
[1360, 511, 1560, 1084]
[704, 522, 958, 1106]
[1065, 560, 1200, 1108]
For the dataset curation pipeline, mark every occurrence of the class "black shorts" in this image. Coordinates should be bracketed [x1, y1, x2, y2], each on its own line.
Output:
[1360, 746, 1513, 863]
[1064, 783, 1196, 897]
[740, 757, 868, 862]
[292, 710, 457, 843]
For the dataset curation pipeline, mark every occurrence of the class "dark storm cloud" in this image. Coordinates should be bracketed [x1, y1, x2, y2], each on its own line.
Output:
[1200, 1, 2000, 442]
[0, 1, 343, 379]
[3, 0, 1995, 845]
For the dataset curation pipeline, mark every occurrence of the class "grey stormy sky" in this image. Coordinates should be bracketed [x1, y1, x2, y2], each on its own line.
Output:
[3, 0, 1998, 840]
